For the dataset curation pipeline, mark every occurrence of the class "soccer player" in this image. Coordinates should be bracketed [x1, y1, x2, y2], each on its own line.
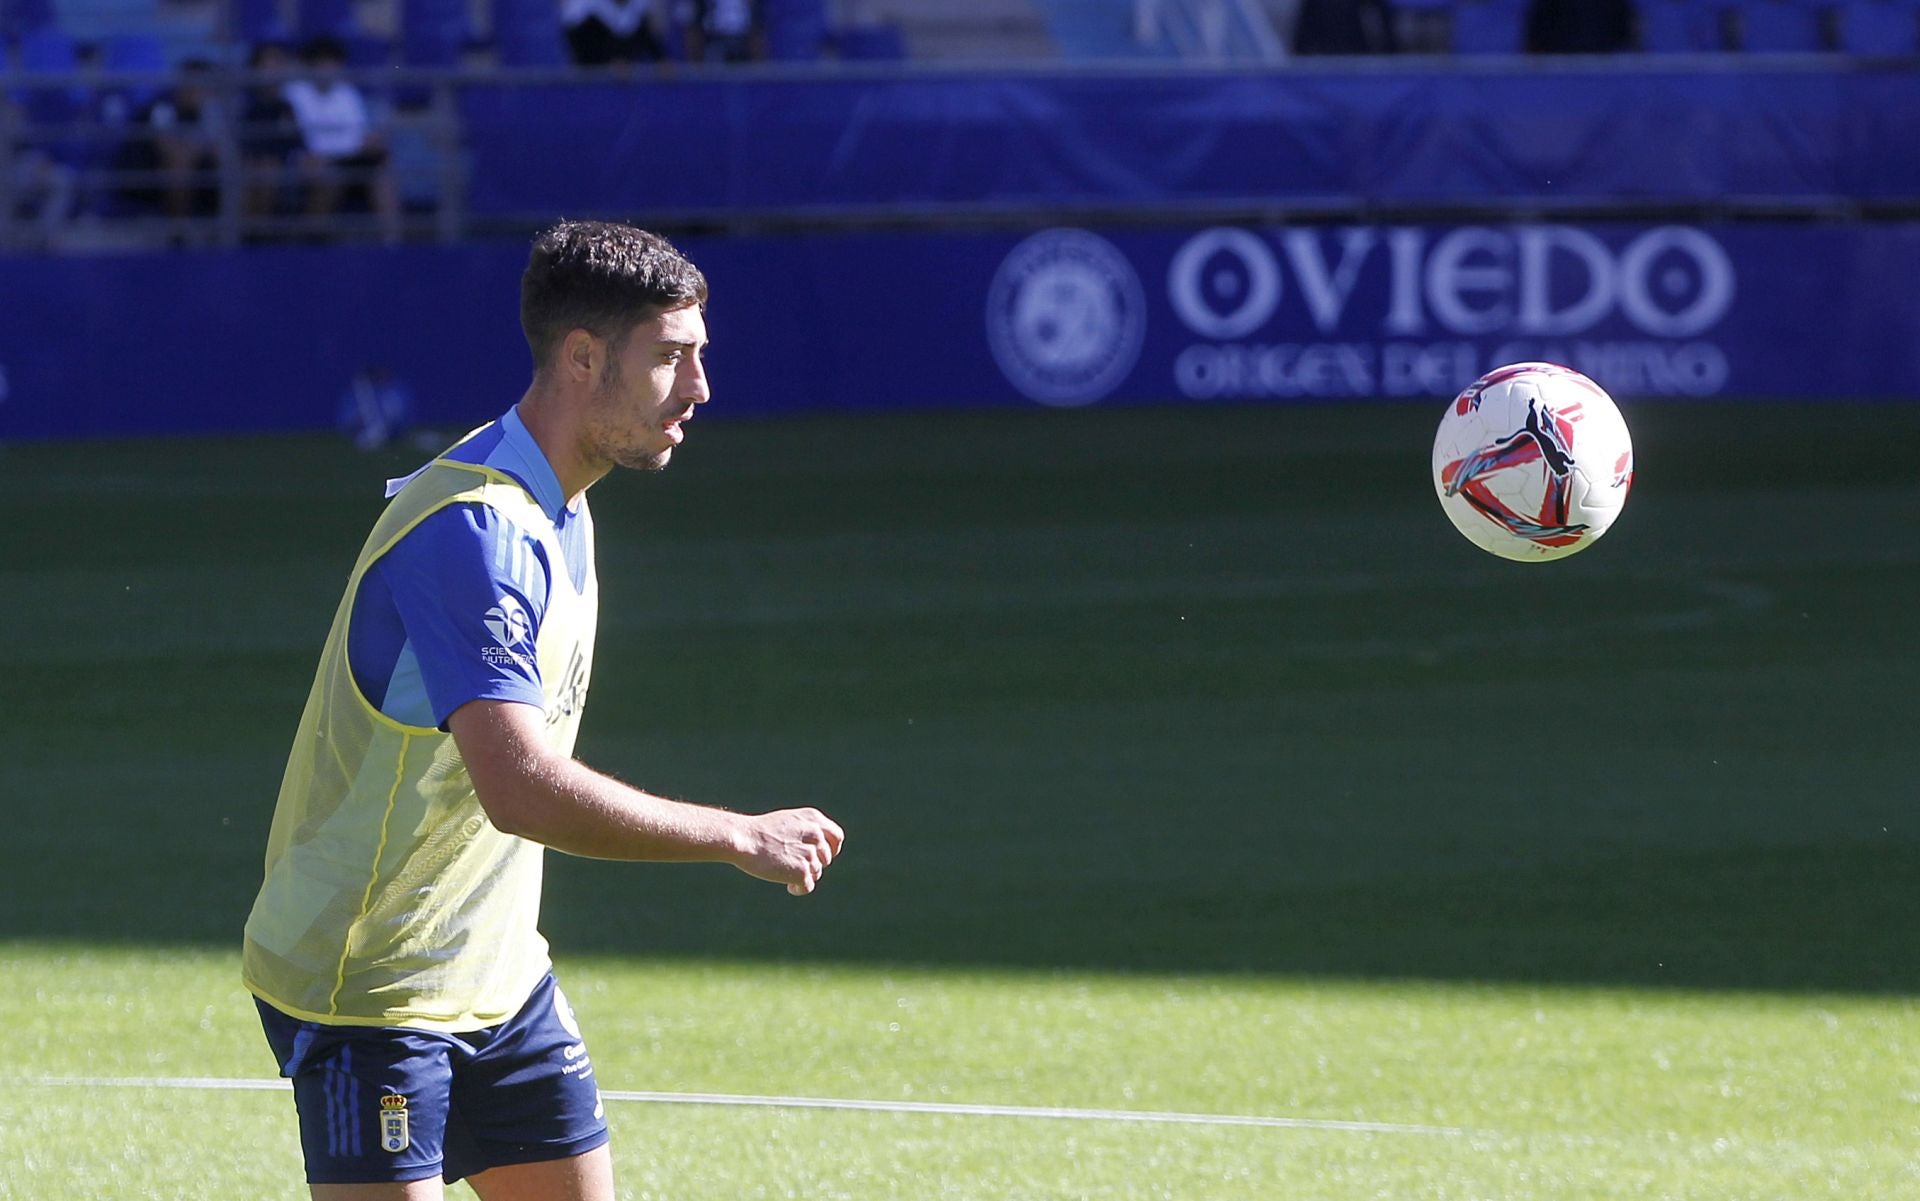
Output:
[242, 221, 845, 1200]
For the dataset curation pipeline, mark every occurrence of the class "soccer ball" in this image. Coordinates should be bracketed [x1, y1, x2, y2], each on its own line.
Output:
[1432, 363, 1634, 562]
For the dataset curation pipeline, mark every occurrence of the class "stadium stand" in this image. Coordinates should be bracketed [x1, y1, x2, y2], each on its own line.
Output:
[232, 0, 288, 42]
[1637, 0, 1721, 50]
[8, 0, 1920, 251]
[13, 26, 84, 135]
[833, 20, 905, 56]
[764, 0, 829, 58]
[1449, 0, 1525, 51]
[492, 0, 568, 62]
[1, 0, 57, 38]
[1730, 0, 1826, 48]
[829, 0, 1035, 59]
[1834, 0, 1919, 50]
[99, 29, 166, 100]
[1127, 0, 1286, 59]
[295, 0, 354, 36]
[1291, 0, 1397, 53]
[1033, 0, 1161, 58]
[400, 0, 470, 67]
[1387, 0, 1451, 52]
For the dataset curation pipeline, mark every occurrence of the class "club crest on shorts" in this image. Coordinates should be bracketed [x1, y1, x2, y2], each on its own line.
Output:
[378, 1094, 410, 1153]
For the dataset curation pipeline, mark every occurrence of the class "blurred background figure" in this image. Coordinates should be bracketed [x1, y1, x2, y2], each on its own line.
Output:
[147, 59, 226, 221]
[113, 58, 226, 232]
[336, 365, 418, 450]
[1290, 0, 1398, 53]
[5, 102, 77, 245]
[239, 43, 304, 233]
[677, 0, 768, 61]
[282, 35, 402, 242]
[1525, 0, 1634, 50]
[563, 0, 666, 64]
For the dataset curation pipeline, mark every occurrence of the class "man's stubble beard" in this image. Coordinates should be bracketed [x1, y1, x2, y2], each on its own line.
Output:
[589, 359, 673, 475]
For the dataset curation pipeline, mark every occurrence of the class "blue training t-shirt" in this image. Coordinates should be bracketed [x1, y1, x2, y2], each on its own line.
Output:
[347, 407, 590, 729]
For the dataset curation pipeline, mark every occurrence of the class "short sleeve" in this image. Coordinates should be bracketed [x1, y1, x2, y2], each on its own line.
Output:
[371, 503, 553, 728]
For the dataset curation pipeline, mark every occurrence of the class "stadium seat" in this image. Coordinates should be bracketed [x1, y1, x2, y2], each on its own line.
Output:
[1390, 0, 1455, 53]
[1, 0, 56, 39]
[764, 0, 828, 59]
[100, 32, 170, 109]
[657, 14, 688, 60]
[1451, 0, 1527, 51]
[401, 0, 470, 62]
[395, 0, 464, 106]
[1732, 0, 1826, 48]
[14, 25, 81, 119]
[342, 31, 393, 65]
[493, 0, 567, 66]
[834, 22, 907, 59]
[12, 28, 91, 170]
[400, 27, 463, 66]
[297, 0, 356, 37]
[16, 22, 76, 69]
[234, 0, 290, 43]
[1637, 0, 1722, 48]
[1834, 0, 1919, 50]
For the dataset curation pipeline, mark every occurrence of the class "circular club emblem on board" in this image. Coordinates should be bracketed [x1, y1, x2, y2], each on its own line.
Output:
[986, 229, 1146, 407]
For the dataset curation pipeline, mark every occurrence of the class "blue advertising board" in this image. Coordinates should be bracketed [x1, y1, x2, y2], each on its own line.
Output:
[2, 221, 1916, 440]
[457, 68, 1920, 219]
[977, 222, 1920, 407]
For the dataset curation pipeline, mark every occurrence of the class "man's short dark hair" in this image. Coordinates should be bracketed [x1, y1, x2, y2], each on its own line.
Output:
[520, 221, 709, 372]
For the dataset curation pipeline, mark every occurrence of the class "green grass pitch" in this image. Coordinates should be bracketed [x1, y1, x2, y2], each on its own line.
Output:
[2, 400, 1917, 1199]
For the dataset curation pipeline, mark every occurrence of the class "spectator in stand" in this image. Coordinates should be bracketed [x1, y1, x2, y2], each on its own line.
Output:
[240, 43, 303, 229]
[563, 0, 665, 64]
[676, 0, 766, 62]
[1525, 0, 1633, 50]
[1290, 0, 1397, 53]
[4, 96, 78, 243]
[282, 35, 402, 242]
[115, 58, 226, 222]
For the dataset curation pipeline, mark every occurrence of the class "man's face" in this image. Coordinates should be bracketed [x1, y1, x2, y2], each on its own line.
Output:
[583, 303, 710, 474]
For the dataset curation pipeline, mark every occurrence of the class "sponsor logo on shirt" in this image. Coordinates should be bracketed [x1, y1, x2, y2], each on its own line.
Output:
[482, 595, 533, 668]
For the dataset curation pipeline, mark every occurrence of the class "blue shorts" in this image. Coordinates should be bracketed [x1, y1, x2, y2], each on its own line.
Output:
[255, 973, 610, 1185]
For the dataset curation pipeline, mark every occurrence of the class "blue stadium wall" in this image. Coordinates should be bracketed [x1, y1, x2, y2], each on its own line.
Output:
[6, 220, 1919, 440]
[5, 65, 1918, 440]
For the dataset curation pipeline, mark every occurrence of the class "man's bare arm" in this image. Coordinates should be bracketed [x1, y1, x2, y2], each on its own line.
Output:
[448, 699, 843, 896]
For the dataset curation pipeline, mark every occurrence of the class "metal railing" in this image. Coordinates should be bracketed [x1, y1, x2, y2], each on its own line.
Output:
[5, 52, 1910, 252]
[0, 65, 465, 252]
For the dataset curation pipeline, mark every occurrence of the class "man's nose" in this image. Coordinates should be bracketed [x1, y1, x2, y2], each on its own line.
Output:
[684, 359, 711, 405]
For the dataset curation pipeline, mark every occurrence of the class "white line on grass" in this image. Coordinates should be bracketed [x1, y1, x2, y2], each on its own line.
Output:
[30, 1076, 1464, 1137]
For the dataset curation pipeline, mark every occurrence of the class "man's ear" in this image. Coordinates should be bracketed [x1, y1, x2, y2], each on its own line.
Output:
[561, 328, 598, 383]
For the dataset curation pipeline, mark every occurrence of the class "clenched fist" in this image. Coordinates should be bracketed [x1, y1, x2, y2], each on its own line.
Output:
[733, 808, 845, 896]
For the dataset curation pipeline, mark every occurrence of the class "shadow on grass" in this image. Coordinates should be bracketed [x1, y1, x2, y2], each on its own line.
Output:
[5, 792, 1914, 996]
[8, 403, 1919, 997]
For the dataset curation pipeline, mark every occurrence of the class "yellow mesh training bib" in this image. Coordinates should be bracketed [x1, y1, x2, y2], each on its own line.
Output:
[243, 458, 596, 1030]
